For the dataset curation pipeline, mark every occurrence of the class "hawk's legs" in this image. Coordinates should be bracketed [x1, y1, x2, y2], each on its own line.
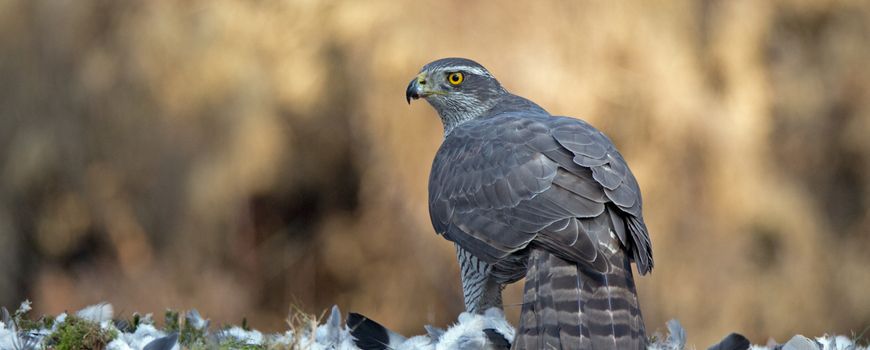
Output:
[457, 245, 504, 313]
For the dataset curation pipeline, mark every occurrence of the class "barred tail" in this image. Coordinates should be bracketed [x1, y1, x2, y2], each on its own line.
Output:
[513, 249, 646, 350]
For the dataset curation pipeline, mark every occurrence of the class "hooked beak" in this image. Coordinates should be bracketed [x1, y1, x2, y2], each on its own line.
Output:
[405, 72, 432, 104]
[405, 78, 418, 104]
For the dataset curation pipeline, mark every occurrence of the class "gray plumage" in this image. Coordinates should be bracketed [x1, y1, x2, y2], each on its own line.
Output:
[407, 58, 653, 349]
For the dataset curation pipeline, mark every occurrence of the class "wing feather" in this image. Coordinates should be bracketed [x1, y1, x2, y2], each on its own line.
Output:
[429, 114, 653, 274]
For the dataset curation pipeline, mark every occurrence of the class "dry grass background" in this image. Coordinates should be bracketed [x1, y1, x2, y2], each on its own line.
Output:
[0, 0, 868, 347]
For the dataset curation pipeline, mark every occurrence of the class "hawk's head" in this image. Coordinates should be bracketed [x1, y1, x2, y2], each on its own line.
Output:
[406, 58, 508, 129]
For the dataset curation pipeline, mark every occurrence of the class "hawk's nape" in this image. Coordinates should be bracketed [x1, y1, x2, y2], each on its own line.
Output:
[409, 57, 653, 350]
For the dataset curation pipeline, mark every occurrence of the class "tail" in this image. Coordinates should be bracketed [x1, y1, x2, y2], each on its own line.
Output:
[513, 249, 646, 350]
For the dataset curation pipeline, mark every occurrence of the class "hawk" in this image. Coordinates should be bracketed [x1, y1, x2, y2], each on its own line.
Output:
[406, 58, 653, 349]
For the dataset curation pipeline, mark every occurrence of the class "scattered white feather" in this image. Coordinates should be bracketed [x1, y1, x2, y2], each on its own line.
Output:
[323, 306, 358, 350]
[314, 305, 344, 345]
[77, 303, 113, 323]
[816, 334, 856, 349]
[481, 308, 515, 344]
[268, 329, 296, 347]
[648, 319, 687, 350]
[396, 335, 437, 350]
[53, 312, 67, 329]
[221, 326, 264, 345]
[107, 324, 174, 350]
[0, 321, 15, 350]
[733, 334, 864, 350]
[430, 308, 513, 350]
[17, 300, 32, 315]
[185, 309, 208, 331]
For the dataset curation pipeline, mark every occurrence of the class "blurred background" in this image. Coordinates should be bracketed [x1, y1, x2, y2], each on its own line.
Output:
[1, 0, 868, 347]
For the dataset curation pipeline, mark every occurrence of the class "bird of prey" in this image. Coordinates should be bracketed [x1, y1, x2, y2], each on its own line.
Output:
[406, 58, 654, 349]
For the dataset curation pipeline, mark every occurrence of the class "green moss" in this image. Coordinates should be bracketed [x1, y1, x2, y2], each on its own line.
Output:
[179, 318, 206, 347]
[129, 313, 141, 330]
[40, 315, 56, 329]
[162, 309, 210, 347]
[164, 309, 180, 333]
[216, 338, 265, 350]
[13, 317, 40, 331]
[5, 302, 52, 332]
[47, 316, 117, 350]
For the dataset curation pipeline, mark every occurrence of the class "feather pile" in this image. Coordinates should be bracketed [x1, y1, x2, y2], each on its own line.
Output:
[0, 301, 864, 350]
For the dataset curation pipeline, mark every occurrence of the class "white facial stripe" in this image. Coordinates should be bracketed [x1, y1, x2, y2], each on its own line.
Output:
[435, 65, 492, 77]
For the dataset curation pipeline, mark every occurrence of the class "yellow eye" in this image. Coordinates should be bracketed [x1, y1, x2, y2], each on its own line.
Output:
[448, 72, 464, 85]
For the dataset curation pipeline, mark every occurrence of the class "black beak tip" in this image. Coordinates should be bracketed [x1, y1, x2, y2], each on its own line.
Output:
[405, 79, 419, 105]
